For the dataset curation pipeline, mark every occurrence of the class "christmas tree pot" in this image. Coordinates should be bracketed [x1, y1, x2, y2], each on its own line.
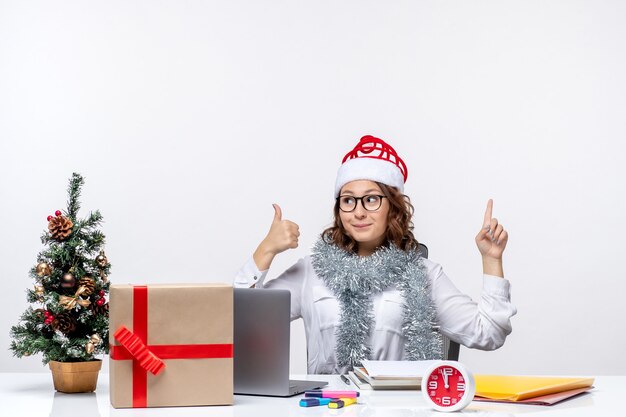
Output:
[49, 359, 102, 393]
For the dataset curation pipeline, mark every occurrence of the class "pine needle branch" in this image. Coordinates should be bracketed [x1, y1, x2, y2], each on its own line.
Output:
[66, 173, 85, 220]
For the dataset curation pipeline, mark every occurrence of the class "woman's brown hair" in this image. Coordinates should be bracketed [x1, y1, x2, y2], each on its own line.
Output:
[322, 182, 419, 253]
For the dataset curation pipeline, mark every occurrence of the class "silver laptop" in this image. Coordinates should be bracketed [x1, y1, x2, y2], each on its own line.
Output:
[234, 288, 328, 396]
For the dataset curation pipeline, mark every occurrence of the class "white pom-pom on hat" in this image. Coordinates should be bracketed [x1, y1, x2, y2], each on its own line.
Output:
[334, 135, 408, 197]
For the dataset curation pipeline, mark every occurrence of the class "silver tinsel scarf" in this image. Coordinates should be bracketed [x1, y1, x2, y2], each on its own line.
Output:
[311, 238, 443, 369]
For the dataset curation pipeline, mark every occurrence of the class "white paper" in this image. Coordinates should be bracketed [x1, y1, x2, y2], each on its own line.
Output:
[361, 360, 439, 378]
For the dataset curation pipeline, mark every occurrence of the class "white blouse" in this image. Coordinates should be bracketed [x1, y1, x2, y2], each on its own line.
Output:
[234, 255, 517, 374]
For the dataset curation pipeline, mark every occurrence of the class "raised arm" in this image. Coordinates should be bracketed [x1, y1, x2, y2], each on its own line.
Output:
[433, 199, 515, 349]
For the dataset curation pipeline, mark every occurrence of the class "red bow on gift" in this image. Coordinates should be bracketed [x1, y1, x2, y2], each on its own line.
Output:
[114, 326, 165, 375]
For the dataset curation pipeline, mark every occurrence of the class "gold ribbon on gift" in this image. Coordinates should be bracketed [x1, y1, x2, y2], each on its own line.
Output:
[59, 286, 91, 310]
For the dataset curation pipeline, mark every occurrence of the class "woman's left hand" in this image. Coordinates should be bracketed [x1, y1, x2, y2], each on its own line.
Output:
[475, 199, 508, 260]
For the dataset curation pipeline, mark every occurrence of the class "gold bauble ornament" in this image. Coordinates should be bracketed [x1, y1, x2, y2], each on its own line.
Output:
[90, 334, 102, 345]
[95, 251, 108, 268]
[34, 285, 45, 296]
[36, 262, 52, 277]
[85, 341, 95, 354]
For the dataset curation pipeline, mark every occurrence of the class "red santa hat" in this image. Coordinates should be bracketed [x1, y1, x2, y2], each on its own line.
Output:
[334, 135, 408, 197]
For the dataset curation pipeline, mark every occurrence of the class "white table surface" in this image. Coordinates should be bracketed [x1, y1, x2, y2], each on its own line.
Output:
[0, 373, 622, 417]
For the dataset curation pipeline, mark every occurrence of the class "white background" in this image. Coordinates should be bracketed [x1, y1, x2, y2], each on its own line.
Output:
[1, 1, 625, 376]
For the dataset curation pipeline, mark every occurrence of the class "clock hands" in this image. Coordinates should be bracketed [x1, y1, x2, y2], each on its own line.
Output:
[442, 368, 452, 389]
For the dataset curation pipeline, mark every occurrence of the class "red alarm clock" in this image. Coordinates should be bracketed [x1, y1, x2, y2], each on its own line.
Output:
[421, 361, 476, 412]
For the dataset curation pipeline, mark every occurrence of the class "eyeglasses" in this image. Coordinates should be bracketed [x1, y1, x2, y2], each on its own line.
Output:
[337, 194, 386, 212]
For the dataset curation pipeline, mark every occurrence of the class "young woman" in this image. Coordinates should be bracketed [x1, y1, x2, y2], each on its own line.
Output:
[234, 135, 517, 374]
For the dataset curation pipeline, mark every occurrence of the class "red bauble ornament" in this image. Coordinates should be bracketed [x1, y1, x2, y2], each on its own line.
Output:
[47, 215, 53, 221]
[98, 290, 105, 297]
[55, 210, 62, 217]
[96, 298, 105, 306]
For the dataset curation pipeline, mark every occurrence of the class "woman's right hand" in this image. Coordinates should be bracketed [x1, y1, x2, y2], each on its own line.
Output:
[253, 204, 300, 270]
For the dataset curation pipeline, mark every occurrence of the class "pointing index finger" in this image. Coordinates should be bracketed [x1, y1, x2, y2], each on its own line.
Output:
[483, 199, 493, 227]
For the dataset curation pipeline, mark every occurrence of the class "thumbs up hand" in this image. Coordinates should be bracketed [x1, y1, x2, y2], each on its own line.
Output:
[253, 204, 300, 271]
[267, 204, 300, 253]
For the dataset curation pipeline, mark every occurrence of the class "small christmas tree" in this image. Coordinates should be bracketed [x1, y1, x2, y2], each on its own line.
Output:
[10, 173, 111, 363]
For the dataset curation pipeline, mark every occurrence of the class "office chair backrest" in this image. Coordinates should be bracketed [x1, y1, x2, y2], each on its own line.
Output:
[417, 242, 460, 362]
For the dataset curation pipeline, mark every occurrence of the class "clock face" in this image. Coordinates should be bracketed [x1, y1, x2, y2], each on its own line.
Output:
[424, 365, 468, 409]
